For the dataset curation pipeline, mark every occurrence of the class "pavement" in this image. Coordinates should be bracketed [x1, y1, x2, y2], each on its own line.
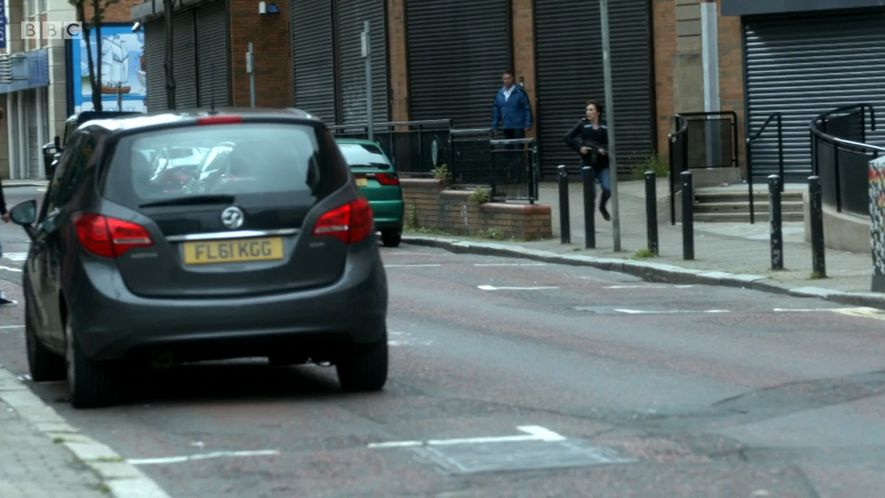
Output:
[404, 178, 885, 310]
[0, 176, 880, 497]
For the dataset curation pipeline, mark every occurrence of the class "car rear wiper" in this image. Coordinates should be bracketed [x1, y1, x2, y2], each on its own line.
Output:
[139, 194, 236, 208]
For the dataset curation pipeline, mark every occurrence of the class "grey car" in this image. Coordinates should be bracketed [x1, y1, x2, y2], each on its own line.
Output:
[9, 109, 388, 408]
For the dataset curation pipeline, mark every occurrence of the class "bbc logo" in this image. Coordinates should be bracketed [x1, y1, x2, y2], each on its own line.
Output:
[21, 22, 83, 40]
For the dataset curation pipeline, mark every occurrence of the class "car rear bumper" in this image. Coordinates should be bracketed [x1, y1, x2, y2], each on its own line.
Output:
[369, 199, 403, 229]
[66, 242, 388, 361]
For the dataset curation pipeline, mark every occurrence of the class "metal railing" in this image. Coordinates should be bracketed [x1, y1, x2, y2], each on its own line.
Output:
[746, 112, 783, 223]
[329, 119, 452, 176]
[679, 111, 739, 169]
[449, 128, 540, 202]
[668, 114, 688, 224]
[810, 104, 885, 215]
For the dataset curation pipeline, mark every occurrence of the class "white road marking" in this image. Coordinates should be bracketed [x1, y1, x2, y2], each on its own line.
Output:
[0, 325, 25, 330]
[368, 425, 567, 449]
[1, 252, 28, 262]
[0, 265, 22, 273]
[615, 308, 730, 315]
[477, 285, 559, 291]
[128, 450, 280, 465]
[473, 263, 547, 267]
[384, 264, 442, 268]
[605, 284, 694, 289]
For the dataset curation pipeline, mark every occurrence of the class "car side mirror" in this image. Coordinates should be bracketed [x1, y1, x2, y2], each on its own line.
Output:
[10, 200, 37, 226]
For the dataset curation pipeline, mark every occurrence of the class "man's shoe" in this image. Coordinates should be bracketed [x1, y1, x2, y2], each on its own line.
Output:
[599, 205, 611, 221]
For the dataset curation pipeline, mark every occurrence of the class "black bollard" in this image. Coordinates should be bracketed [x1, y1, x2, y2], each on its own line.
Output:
[769, 175, 783, 270]
[582, 166, 596, 249]
[645, 171, 658, 255]
[809, 176, 826, 277]
[681, 171, 694, 260]
[558, 165, 570, 244]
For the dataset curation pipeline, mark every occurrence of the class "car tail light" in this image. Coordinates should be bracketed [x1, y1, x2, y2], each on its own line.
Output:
[312, 198, 374, 244]
[197, 115, 242, 126]
[374, 173, 400, 186]
[74, 213, 153, 258]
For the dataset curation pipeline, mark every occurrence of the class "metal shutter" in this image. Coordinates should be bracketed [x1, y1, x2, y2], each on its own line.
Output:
[406, 0, 510, 128]
[336, 0, 388, 125]
[745, 9, 885, 182]
[173, 10, 198, 108]
[292, 0, 336, 123]
[144, 20, 166, 112]
[535, 0, 654, 178]
[196, 0, 230, 107]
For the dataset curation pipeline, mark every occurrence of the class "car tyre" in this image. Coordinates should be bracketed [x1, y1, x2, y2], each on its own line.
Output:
[381, 229, 402, 248]
[25, 302, 66, 382]
[65, 320, 117, 408]
[336, 330, 388, 392]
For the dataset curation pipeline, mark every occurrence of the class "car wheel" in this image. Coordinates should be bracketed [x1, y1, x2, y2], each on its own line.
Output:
[25, 302, 66, 382]
[65, 320, 117, 409]
[336, 330, 388, 392]
[381, 229, 402, 248]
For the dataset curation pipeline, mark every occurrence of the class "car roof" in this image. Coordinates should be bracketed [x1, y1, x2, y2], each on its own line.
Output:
[79, 108, 321, 134]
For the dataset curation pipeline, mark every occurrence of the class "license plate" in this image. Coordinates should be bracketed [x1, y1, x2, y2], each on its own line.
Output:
[356, 177, 368, 187]
[182, 237, 284, 265]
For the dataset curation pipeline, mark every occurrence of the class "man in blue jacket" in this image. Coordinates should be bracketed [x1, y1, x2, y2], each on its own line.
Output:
[491, 70, 532, 140]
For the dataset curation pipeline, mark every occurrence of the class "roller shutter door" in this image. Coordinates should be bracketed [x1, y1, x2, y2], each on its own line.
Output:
[144, 20, 166, 111]
[745, 9, 885, 182]
[336, 0, 388, 125]
[292, 0, 336, 123]
[196, 0, 230, 107]
[535, 0, 654, 177]
[172, 11, 198, 108]
[406, 0, 510, 128]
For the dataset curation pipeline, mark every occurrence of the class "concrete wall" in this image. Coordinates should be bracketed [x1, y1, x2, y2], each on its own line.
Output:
[401, 179, 553, 241]
[803, 193, 872, 254]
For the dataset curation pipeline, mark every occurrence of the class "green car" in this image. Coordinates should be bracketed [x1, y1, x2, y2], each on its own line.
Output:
[336, 138, 404, 247]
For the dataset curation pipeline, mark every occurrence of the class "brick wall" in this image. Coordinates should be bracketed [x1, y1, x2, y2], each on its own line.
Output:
[84, 0, 142, 23]
[653, 0, 676, 156]
[512, 0, 536, 138]
[716, 0, 745, 169]
[228, 0, 293, 108]
[401, 179, 552, 240]
[387, 0, 409, 122]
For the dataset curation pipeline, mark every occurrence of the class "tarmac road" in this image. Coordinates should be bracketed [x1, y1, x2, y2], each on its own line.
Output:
[1, 186, 885, 496]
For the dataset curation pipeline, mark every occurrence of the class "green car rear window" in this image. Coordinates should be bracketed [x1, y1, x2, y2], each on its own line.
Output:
[337, 143, 391, 170]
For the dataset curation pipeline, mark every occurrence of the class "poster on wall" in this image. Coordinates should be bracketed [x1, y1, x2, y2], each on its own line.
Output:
[69, 24, 146, 113]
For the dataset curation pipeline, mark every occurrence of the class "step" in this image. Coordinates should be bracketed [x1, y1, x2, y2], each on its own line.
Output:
[694, 192, 803, 204]
[693, 212, 804, 223]
[693, 201, 804, 214]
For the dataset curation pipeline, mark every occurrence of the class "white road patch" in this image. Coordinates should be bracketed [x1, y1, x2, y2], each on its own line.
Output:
[615, 308, 730, 315]
[384, 264, 442, 268]
[0, 325, 25, 330]
[0, 265, 22, 273]
[368, 425, 567, 449]
[605, 284, 694, 289]
[473, 263, 547, 267]
[477, 285, 559, 291]
[128, 450, 280, 466]
[774, 307, 885, 320]
[388, 330, 433, 347]
[2, 252, 28, 262]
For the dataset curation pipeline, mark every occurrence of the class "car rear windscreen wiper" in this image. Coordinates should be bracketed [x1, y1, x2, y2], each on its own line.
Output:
[139, 194, 236, 208]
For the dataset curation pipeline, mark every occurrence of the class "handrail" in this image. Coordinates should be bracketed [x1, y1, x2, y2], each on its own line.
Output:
[748, 112, 782, 142]
[668, 114, 688, 225]
[809, 103, 885, 214]
[746, 112, 784, 223]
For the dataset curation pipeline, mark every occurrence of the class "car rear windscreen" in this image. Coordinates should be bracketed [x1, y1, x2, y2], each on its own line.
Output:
[337, 143, 390, 170]
[103, 123, 341, 206]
